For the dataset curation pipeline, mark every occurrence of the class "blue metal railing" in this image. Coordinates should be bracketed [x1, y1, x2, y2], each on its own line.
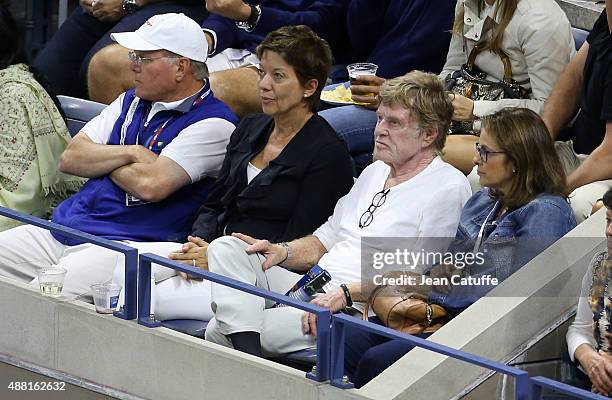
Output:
[136, 252, 605, 398]
[0, 207, 138, 320]
[330, 314, 532, 398]
[531, 376, 609, 399]
[0, 209, 603, 398]
[137, 253, 332, 382]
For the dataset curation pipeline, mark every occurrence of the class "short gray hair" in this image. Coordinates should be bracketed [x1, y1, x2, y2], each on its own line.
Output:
[189, 60, 209, 80]
[163, 50, 209, 80]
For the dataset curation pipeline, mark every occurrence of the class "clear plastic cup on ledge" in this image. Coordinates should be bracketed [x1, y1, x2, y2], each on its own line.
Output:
[38, 267, 67, 297]
[91, 283, 122, 314]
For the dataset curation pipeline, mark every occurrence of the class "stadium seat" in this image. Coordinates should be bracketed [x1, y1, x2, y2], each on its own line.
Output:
[270, 348, 318, 372]
[160, 318, 317, 370]
[58, 95, 106, 136]
[161, 319, 208, 338]
[572, 27, 589, 50]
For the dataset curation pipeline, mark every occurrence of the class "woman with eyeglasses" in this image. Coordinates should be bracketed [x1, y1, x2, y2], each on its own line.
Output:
[313, 107, 576, 388]
[113, 25, 353, 321]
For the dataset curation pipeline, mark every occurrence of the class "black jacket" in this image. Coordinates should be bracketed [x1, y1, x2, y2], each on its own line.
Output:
[191, 113, 354, 243]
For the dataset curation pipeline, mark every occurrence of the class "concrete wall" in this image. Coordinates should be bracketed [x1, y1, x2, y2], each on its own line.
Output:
[0, 279, 369, 400]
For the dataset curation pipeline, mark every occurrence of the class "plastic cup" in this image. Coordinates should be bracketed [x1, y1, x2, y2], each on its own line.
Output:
[347, 63, 379, 85]
[91, 283, 122, 314]
[38, 267, 67, 297]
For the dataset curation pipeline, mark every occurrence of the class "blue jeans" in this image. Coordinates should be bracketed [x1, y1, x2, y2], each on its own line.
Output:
[32, 2, 207, 98]
[344, 316, 432, 388]
[319, 105, 377, 176]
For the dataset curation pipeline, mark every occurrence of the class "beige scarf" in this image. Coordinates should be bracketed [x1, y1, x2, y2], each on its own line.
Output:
[0, 64, 84, 228]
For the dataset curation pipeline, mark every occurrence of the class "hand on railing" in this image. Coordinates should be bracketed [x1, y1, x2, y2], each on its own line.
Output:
[302, 288, 345, 337]
[168, 235, 209, 279]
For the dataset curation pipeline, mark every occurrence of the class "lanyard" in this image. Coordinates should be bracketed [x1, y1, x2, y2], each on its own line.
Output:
[119, 83, 210, 147]
[472, 200, 500, 254]
[144, 117, 173, 150]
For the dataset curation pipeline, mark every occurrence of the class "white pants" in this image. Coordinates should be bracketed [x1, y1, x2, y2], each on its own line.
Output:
[467, 141, 612, 224]
[204, 236, 316, 356]
[0, 225, 122, 298]
[0, 224, 214, 320]
[206, 48, 259, 74]
[110, 241, 214, 321]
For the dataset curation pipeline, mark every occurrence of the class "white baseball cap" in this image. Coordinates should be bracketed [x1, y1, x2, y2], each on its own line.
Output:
[111, 13, 208, 63]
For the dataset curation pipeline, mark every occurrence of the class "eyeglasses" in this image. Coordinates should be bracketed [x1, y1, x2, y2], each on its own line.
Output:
[359, 188, 390, 228]
[128, 51, 179, 66]
[475, 142, 505, 163]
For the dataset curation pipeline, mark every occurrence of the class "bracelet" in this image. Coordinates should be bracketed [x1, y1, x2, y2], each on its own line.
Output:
[278, 242, 292, 266]
[340, 284, 353, 308]
[235, 4, 261, 32]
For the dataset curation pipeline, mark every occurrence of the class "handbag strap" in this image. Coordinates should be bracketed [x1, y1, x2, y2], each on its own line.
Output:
[362, 284, 435, 325]
[362, 284, 387, 321]
[466, 42, 514, 83]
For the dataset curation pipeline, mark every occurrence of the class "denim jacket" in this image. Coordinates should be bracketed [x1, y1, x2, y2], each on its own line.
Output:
[428, 189, 576, 312]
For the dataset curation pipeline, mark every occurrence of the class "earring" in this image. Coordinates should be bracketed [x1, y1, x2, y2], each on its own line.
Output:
[303, 93, 308, 98]
[512, 168, 517, 173]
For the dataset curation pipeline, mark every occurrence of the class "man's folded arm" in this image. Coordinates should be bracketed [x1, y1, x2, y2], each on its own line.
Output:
[59, 133, 142, 178]
[110, 155, 191, 203]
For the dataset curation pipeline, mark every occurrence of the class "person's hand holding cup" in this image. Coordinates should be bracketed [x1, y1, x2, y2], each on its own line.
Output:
[347, 63, 384, 110]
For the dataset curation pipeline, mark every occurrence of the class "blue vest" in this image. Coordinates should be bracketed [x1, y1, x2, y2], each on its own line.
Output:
[52, 83, 238, 245]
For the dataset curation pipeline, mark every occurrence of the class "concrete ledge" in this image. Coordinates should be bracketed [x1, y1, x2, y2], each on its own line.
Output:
[556, 0, 604, 29]
[0, 279, 367, 400]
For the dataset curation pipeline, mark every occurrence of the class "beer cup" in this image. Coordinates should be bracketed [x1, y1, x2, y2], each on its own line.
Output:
[347, 63, 378, 86]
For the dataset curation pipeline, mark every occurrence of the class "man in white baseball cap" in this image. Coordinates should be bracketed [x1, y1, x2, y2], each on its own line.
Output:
[109, 13, 209, 102]
[0, 13, 239, 300]
[110, 12, 208, 63]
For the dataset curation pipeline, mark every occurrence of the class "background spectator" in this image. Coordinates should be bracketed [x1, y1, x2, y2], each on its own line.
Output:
[86, 0, 350, 115]
[542, 5, 612, 223]
[0, 5, 83, 231]
[442, 0, 575, 176]
[32, 0, 207, 99]
[320, 0, 456, 174]
[566, 187, 612, 396]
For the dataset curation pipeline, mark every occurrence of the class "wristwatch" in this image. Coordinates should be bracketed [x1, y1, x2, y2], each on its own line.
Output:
[122, 0, 139, 14]
[235, 4, 261, 32]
